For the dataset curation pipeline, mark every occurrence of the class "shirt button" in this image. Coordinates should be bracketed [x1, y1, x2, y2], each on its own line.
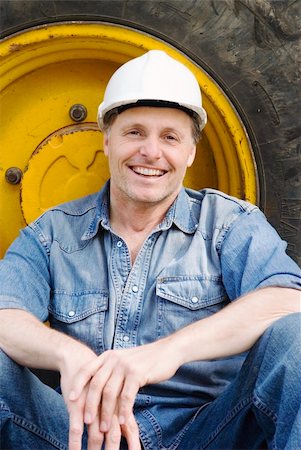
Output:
[191, 296, 199, 304]
[132, 285, 139, 293]
[68, 310, 75, 317]
[117, 241, 123, 248]
[123, 335, 130, 342]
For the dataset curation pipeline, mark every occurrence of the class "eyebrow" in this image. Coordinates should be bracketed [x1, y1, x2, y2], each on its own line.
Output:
[121, 122, 185, 137]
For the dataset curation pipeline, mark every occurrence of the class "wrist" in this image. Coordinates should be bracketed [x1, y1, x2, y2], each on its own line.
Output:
[162, 325, 200, 366]
[54, 332, 95, 374]
[158, 333, 187, 369]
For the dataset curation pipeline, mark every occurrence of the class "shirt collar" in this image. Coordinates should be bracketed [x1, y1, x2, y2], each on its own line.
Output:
[81, 183, 198, 240]
[159, 187, 199, 234]
[81, 181, 110, 241]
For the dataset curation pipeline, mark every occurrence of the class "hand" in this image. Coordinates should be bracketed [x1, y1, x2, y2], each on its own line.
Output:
[57, 342, 100, 450]
[99, 412, 141, 450]
[82, 408, 141, 450]
[68, 338, 181, 438]
[58, 340, 144, 450]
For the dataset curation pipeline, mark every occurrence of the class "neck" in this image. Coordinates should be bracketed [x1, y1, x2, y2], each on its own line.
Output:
[108, 189, 179, 264]
[110, 197, 171, 236]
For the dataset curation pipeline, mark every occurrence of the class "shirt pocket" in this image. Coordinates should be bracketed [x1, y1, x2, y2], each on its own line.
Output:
[48, 291, 109, 354]
[156, 276, 228, 337]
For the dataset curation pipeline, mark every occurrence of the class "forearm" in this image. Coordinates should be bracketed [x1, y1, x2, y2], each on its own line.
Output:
[0, 308, 94, 371]
[167, 287, 301, 365]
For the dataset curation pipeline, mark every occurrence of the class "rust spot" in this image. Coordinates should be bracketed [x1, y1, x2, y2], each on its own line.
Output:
[9, 43, 24, 53]
[9, 33, 56, 54]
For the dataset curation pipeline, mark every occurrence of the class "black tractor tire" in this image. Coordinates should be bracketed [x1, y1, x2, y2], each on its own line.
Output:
[1, 0, 300, 264]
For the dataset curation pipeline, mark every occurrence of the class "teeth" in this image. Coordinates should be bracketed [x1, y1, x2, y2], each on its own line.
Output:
[132, 167, 165, 176]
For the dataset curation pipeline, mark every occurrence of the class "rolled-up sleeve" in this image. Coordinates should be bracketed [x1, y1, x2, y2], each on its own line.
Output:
[0, 226, 51, 321]
[219, 208, 301, 300]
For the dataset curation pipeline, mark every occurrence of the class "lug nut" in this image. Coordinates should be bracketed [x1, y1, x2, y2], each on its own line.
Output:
[5, 167, 23, 185]
[69, 104, 87, 122]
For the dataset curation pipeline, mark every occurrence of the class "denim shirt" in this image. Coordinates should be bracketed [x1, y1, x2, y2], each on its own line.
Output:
[0, 182, 300, 448]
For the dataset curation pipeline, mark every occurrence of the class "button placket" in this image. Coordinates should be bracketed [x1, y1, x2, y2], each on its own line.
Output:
[113, 233, 158, 349]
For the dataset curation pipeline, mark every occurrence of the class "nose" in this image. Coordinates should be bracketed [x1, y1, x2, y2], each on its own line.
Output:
[139, 136, 162, 160]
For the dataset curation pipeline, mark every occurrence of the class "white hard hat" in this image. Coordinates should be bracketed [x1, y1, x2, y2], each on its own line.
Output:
[97, 50, 207, 130]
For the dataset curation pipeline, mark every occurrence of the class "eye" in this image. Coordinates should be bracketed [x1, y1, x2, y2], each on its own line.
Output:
[164, 134, 178, 142]
[126, 129, 142, 137]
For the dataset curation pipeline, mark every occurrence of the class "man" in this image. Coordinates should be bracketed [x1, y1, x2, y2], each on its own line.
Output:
[0, 50, 300, 450]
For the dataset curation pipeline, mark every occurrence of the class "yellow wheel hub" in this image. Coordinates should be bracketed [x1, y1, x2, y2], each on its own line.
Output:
[0, 22, 258, 257]
[21, 124, 108, 224]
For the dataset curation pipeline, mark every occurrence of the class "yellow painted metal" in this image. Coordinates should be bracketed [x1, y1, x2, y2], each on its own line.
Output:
[0, 23, 258, 258]
[21, 124, 109, 224]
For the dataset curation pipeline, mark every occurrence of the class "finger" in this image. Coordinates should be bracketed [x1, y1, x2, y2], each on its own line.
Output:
[69, 357, 105, 402]
[87, 417, 104, 450]
[99, 372, 125, 432]
[68, 397, 85, 450]
[104, 414, 122, 450]
[117, 377, 140, 426]
[84, 362, 114, 424]
[121, 413, 141, 450]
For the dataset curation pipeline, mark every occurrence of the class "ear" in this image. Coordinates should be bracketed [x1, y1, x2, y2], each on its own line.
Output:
[187, 145, 196, 167]
[103, 132, 109, 157]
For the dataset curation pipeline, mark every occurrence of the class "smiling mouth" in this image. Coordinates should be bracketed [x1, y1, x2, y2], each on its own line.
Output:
[130, 166, 166, 177]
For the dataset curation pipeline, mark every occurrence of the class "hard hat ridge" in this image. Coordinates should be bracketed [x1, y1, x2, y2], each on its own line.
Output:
[97, 50, 207, 130]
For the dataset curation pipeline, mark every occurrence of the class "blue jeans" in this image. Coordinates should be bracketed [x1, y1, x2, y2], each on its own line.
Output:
[1, 313, 300, 450]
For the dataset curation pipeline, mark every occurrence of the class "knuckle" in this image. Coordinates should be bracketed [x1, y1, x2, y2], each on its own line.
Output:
[77, 366, 91, 382]
[127, 420, 139, 432]
[125, 364, 135, 374]
[119, 359, 130, 371]
[125, 367, 140, 383]
[89, 434, 102, 446]
[89, 377, 100, 390]
[85, 400, 95, 413]
[106, 349, 120, 364]
[104, 349, 114, 360]
[78, 365, 90, 376]
[120, 391, 132, 403]
[103, 384, 115, 398]
[70, 425, 82, 437]
[108, 429, 121, 444]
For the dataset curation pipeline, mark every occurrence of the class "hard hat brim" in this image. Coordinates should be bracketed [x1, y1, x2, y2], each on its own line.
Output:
[98, 99, 207, 131]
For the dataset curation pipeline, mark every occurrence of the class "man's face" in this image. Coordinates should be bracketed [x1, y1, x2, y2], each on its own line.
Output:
[103, 107, 196, 208]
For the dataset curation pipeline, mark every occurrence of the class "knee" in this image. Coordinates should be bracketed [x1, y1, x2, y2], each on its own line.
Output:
[0, 349, 17, 371]
[0, 349, 24, 391]
[0, 350, 33, 412]
[268, 312, 300, 342]
[254, 313, 301, 402]
[262, 312, 301, 360]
